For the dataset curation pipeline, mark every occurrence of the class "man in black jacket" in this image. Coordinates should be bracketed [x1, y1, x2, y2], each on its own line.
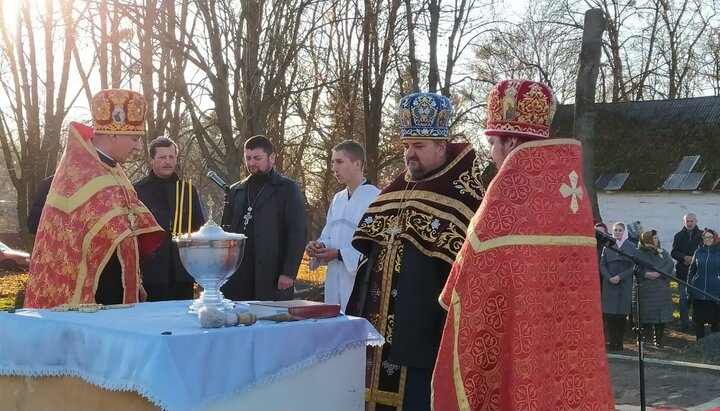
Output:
[671, 213, 702, 331]
[221, 135, 306, 301]
[134, 137, 205, 301]
[27, 175, 54, 235]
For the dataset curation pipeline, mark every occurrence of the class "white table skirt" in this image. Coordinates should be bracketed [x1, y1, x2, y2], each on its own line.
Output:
[0, 300, 382, 411]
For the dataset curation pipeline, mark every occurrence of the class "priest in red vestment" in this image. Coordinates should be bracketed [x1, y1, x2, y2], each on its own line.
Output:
[24, 89, 164, 308]
[432, 79, 615, 410]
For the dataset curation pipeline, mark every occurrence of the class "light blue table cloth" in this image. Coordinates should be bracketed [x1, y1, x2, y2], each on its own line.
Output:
[0, 300, 383, 411]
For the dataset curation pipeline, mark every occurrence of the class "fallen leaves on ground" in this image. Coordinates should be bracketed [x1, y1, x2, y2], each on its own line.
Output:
[0, 271, 28, 310]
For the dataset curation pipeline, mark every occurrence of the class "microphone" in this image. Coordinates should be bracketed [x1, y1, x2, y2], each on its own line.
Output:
[207, 170, 229, 191]
[595, 228, 617, 247]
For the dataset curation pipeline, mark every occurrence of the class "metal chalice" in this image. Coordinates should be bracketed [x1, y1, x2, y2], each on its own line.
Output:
[174, 215, 246, 314]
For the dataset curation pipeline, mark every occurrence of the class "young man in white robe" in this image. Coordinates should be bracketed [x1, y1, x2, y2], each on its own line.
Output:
[306, 141, 380, 311]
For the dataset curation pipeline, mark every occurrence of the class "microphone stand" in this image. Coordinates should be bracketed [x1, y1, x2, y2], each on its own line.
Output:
[221, 187, 231, 231]
[597, 235, 720, 411]
[207, 171, 231, 231]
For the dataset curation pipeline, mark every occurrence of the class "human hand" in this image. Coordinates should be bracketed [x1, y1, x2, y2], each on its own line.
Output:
[609, 276, 621, 284]
[278, 275, 294, 290]
[684, 256, 693, 265]
[305, 241, 323, 257]
[645, 271, 660, 279]
[315, 247, 339, 263]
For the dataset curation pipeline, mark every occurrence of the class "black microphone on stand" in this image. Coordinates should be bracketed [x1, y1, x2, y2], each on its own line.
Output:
[207, 170, 229, 192]
[594, 228, 617, 248]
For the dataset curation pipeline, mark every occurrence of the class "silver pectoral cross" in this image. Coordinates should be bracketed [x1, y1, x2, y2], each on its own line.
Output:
[388, 225, 401, 242]
[128, 211, 137, 231]
[243, 207, 253, 229]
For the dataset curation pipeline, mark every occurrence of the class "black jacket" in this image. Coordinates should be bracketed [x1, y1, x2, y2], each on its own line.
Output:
[134, 172, 205, 284]
[671, 226, 702, 281]
[221, 169, 306, 301]
[27, 175, 54, 235]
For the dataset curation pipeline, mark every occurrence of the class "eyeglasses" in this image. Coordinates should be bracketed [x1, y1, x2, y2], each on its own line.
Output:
[703, 236, 715, 240]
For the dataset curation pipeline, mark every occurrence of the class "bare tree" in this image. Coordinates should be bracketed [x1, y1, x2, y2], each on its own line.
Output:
[361, 0, 402, 183]
[654, 0, 715, 98]
[0, 0, 86, 248]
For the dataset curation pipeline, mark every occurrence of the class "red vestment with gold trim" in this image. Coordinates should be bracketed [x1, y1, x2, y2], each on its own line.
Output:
[432, 139, 614, 410]
[24, 122, 164, 308]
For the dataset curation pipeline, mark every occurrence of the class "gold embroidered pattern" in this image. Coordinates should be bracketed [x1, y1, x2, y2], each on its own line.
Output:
[394, 245, 403, 274]
[518, 82, 554, 126]
[404, 210, 467, 254]
[385, 314, 395, 344]
[453, 155, 486, 200]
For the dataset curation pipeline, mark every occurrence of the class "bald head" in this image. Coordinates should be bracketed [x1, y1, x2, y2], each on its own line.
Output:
[684, 213, 697, 230]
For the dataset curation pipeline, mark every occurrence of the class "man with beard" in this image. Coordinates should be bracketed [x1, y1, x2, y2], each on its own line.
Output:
[306, 140, 380, 312]
[432, 79, 614, 410]
[346, 93, 485, 411]
[134, 137, 206, 301]
[221, 135, 306, 301]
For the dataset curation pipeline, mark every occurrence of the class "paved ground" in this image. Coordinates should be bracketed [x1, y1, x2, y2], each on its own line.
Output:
[610, 354, 720, 411]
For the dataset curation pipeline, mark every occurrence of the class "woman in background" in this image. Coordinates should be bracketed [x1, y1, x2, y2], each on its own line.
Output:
[600, 222, 635, 351]
[687, 228, 720, 340]
[635, 230, 675, 348]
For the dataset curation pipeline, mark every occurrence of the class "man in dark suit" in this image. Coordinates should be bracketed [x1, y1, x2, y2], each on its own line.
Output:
[134, 137, 205, 301]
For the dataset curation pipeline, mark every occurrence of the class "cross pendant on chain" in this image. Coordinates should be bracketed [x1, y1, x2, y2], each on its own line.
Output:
[243, 207, 253, 229]
[128, 211, 137, 231]
[388, 225, 401, 242]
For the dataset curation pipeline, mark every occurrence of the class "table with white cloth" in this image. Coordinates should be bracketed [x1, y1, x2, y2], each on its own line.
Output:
[0, 300, 383, 411]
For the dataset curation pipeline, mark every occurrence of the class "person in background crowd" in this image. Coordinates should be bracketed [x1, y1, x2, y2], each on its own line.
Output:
[432, 79, 613, 410]
[134, 137, 206, 301]
[347, 92, 485, 411]
[24, 89, 164, 308]
[671, 213, 702, 332]
[595, 221, 609, 262]
[687, 228, 720, 340]
[306, 140, 380, 312]
[221, 135, 306, 301]
[595, 221, 609, 288]
[627, 220, 644, 246]
[635, 230, 675, 348]
[600, 222, 635, 351]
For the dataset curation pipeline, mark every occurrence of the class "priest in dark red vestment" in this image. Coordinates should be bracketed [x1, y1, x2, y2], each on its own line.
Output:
[347, 93, 485, 411]
[432, 79, 614, 410]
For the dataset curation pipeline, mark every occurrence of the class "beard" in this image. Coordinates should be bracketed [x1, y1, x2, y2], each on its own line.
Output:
[248, 164, 272, 175]
[406, 159, 426, 180]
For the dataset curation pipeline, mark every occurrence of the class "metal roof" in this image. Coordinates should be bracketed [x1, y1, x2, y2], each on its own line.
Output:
[596, 173, 629, 191]
[661, 172, 706, 190]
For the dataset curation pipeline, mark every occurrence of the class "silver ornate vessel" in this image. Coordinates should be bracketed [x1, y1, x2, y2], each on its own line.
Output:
[174, 202, 246, 314]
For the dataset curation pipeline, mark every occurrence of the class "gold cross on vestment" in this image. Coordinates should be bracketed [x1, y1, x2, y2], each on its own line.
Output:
[559, 170, 583, 214]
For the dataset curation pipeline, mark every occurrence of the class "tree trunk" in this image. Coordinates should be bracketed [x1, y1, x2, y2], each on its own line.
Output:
[573, 9, 604, 223]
